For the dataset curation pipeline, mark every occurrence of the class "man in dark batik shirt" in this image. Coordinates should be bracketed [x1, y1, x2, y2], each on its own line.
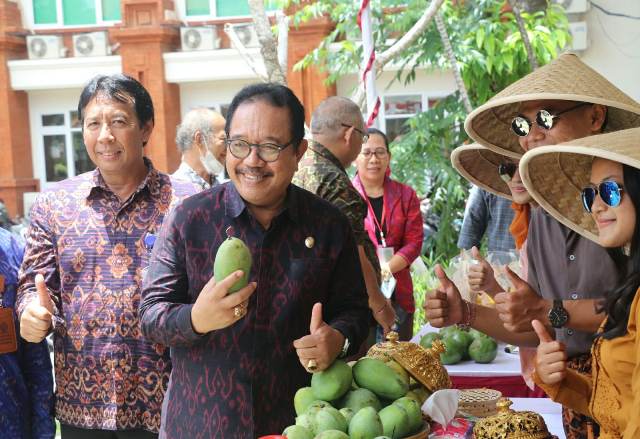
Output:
[140, 83, 370, 438]
[293, 96, 395, 336]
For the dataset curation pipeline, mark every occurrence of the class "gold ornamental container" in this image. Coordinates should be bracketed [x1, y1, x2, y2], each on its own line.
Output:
[366, 332, 451, 392]
[473, 398, 555, 439]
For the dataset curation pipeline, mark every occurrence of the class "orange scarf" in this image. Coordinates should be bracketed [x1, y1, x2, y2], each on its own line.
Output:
[509, 202, 530, 250]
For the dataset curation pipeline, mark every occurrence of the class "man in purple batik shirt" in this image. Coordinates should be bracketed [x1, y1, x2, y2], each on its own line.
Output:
[140, 83, 370, 438]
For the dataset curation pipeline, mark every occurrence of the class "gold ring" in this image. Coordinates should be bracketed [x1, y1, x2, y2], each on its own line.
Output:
[233, 305, 243, 318]
[307, 359, 318, 371]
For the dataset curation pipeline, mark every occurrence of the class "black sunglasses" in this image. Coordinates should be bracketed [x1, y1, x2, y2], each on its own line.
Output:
[581, 181, 625, 213]
[511, 103, 591, 137]
[498, 162, 517, 182]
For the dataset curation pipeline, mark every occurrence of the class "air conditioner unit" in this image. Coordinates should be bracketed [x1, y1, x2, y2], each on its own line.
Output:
[73, 31, 110, 57]
[180, 26, 220, 51]
[234, 24, 259, 48]
[554, 0, 589, 14]
[26, 35, 64, 60]
[568, 21, 588, 51]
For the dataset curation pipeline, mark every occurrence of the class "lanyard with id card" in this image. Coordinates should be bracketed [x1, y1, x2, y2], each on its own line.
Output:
[0, 275, 18, 354]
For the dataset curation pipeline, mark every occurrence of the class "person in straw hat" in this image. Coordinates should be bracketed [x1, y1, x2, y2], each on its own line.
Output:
[519, 127, 640, 439]
[450, 144, 531, 294]
[426, 52, 640, 439]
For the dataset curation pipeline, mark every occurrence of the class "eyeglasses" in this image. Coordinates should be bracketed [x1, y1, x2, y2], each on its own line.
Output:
[341, 123, 369, 143]
[225, 138, 293, 163]
[511, 103, 591, 137]
[360, 148, 389, 159]
[581, 181, 625, 213]
[498, 162, 517, 182]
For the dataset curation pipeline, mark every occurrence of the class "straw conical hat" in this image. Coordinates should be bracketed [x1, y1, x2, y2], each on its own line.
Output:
[519, 127, 640, 243]
[451, 143, 521, 200]
[465, 53, 640, 157]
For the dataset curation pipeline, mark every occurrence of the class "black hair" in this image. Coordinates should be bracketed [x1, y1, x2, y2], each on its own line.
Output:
[599, 163, 640, 339]
[224, 83, 305, 148]
[367, 127, 390, 151]
[78, 74, 154, 128]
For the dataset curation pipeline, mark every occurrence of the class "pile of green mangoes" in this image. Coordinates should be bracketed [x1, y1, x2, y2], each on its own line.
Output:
[284, 357, 432, 439]
[419, 326, 498, 365]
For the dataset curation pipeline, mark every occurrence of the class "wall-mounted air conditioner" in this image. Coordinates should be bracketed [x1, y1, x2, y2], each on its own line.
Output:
[73, 31, 110, 57]
[568, 21, 588, 51]
[180, 26, 220, 51]
[234, 24, 260, 48]
[554, 0, 589, 14]
[26, 35, 64, 60]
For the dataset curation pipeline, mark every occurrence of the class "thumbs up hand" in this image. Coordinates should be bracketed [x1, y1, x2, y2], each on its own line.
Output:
[494, 266, 548, 333]
[293, 302, 345, 373]
[532, 319, 567, 385]
[467, 246, 501, 296]
[424, 264, 465, 328]
[20, 274, 54, 343]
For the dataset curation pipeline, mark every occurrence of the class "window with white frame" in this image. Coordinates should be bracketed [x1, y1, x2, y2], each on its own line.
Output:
[183, 0, 277, 18]
[382, 94, 441, 142]
[32, 0, 120, 27]
[40, 111, 94, 183]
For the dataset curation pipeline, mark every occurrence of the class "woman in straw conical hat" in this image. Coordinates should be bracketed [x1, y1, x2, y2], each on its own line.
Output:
[451, 144, 531, 294]
[519, 127, 640, 439]
[443, 52, 640, 439]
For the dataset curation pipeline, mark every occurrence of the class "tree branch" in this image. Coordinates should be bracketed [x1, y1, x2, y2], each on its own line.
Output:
[351, 0, 445, 107]
[435, 12, 472, 114]
[508, 0, 538, 71]
[247, 0, 287, 84]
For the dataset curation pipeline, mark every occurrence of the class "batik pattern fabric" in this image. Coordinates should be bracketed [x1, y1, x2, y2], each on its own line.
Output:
[140, 182, 370, 438]
[171, 162, 215, 192]
[293, 143, 381, 284]
[0, 227, 55, 439]
[16, 159, 197, 433]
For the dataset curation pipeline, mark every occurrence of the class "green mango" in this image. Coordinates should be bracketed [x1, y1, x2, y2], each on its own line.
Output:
[348, 406, 383, 439]
[353, 358, 409, 400]
[295, 387, 317, 416]
[305, 401, 332, 417]
[314, 407, 347, 434]
[283, 425, 313, 439]
[314, 431, 349, 439]
[448, 329, 474, 360]
[295, 413, 316, 434]
[392, 397, 422, 434]
[338, 407, 353, 425]
[213, 236, 251, 293]
[340, 388, 382, 413]
[439, 335, 465, 365]
[469, 336, 498, 363]
[378, 404, 410, 439]
[419, 332, 441, 349]
[311, 360, 352, 401]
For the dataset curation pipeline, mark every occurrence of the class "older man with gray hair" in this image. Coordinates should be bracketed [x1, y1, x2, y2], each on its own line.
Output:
[293, 96, 396, 342]
[173, 108, 226, 190]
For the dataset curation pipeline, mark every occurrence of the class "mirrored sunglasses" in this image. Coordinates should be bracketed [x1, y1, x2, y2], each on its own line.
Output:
[581, 181, 624, 213]
[498, 162, 517, 182]
[511, 102, 591, 137]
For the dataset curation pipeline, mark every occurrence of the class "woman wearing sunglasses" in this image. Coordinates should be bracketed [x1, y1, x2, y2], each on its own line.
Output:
[519, 127, 640, 438]
[352, 128, 423, 341]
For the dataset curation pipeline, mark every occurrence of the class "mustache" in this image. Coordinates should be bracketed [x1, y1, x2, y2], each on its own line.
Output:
[236, 167, 273, 177]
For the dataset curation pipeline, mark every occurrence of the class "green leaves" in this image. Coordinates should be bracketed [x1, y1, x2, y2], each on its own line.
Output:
[282, 0, 570, 262]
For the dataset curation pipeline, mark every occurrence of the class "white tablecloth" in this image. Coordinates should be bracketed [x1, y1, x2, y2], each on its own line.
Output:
[411, 324, 522, 377]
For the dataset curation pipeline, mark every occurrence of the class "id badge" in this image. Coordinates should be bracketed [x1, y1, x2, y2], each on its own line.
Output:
[0, 307, 18, 354]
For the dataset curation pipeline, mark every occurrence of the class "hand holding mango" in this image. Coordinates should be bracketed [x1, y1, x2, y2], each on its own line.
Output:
[190, 270, 257, 334]
[293, 303, 345, 372]
[190, 229, 256, 334]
